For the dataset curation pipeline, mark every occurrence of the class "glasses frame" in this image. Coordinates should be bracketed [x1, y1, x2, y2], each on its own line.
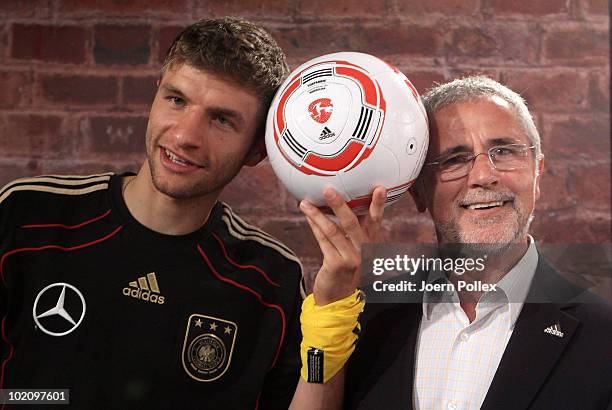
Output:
[425, 143, 536, 181]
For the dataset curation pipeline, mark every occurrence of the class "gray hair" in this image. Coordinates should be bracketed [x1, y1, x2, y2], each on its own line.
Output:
[422, 76, 542, 168]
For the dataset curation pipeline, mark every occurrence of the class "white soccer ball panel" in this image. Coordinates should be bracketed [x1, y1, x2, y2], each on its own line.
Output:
[288, 166, 349, 207]
[381, 119, 429, 182]
[339, 142, 400, 200]
[264, 51, 429, 214]
[289, 52, 393, 78]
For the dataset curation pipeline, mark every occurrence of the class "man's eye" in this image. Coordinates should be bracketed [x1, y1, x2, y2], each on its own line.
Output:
[167, 96, 184, 106]
[492, 146, 515, 156]
[441, 153, 471, 167]
[215, 115, 233, 127]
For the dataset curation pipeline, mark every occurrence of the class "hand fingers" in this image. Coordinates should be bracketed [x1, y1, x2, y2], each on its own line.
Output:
[301, 201, 361, 289]
[299, 198, 358, 260]
[304, 215, 340, 260]
[322, 187, 366, 249]
[364, 186, 387, 242]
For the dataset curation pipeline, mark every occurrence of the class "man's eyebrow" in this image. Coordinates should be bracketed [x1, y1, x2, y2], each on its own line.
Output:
[436, 137, 526, 158]
[160, 84, 186, 97]
[487, 137, 524, 146]
[436, 145, 471, 158]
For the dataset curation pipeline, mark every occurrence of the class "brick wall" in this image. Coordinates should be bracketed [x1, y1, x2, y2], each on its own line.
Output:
[1, 0, 609, 294]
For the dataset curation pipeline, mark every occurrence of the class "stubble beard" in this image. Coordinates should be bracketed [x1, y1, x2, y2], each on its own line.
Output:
[434, 198, 534, 256]
[146, 148, 242, 201]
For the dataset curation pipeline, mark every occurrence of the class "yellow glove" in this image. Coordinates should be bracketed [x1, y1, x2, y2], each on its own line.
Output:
[300, 289, 365, 383]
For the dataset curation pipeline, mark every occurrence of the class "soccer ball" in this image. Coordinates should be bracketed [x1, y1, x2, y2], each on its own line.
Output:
[265, 52, 429, 215]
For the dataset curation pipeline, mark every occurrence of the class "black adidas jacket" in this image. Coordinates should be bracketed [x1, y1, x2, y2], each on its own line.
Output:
[0, 173, 304, 409]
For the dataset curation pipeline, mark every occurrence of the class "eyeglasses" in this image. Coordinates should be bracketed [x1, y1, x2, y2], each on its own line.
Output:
[426, 144, 536, 181]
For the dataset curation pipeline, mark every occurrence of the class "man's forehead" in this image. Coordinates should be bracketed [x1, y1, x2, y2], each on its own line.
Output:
[429, 96, 526, 150]
[160, 63, 261, 106]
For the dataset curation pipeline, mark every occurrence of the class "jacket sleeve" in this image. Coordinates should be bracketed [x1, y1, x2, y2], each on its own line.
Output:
[257, 262, 304, 410]
[0, 181, 17, 364]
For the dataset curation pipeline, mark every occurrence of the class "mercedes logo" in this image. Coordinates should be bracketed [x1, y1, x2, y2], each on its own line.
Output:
[32, 282, 86, 337]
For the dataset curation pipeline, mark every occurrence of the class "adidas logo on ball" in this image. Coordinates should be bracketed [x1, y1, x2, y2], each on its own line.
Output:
[122, 272, 165, 305]
[319, 127, 335, 140]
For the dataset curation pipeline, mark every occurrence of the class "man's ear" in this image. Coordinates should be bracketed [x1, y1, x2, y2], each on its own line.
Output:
[244, 138, 267, 167]
[409, 178, 428, 213]
[534, 154, 544, 201]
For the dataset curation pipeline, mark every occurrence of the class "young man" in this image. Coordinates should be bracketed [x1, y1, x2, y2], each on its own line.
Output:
[343, 76, 612, 409]
[1, 18, 304, 409]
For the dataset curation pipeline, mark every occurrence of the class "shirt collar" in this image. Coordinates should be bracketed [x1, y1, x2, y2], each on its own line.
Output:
[495, 235, 538, 325]
[422, 236, 539, 326]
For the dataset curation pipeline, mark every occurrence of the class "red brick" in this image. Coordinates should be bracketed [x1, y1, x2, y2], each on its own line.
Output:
[579, 0, 609, 15]
[532, 211, 610, 242]
[298, 0, 387, 17]
[449, 68, 499, 82]
[501, 71, 590, 113]
[383, 216, 437, 243]
[220, 161, 285, 213]
[484, 0, 568, 16]
[570, 164, 611, 211]
[543, 26, 608, 63]
[39, 74, 118, 107]
[399, 69, 446, 95]
[448, 27, 496, 57]
[542, 115, 610, 160]
[56, 0, 190, 17]
[94, 25, 151, 65]
[196, 0, 293, 18]
[537, 164, 574, 211]
[11, 24, 87, 64]
[272, 24, 443, 57]
[260, 219, 321, 259]
[0, 70, 32, 109]
[79, 116, 147, 157]
[0, 114, 70, 157]
[123, 76, 158, 106]
[0, 162, 42, 188]
[379, 210, 423, 237]
[156, 26, 183, 63]
[0, 24, 6, 59]
[0, 0, 49, 18]
[447, 24, 541, 64]
[354, 24, 444, 56]
[397, 0, 478, 15]
[589, 73, 610, 112]
[281, 184, 305, 216]
[258, 25, 324, 57]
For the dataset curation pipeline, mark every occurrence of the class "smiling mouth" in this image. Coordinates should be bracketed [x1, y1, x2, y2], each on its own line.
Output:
[162, 147, 201, 168]
[461, 201, 511, 210]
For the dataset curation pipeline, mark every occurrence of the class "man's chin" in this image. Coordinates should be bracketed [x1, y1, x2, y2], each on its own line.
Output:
[455, 241, 514, 256]
[436, 223, 521, 254]
[151, 174, 207, 200]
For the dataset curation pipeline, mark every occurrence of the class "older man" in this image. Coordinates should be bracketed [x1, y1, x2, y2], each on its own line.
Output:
[343, 76, 612, 409]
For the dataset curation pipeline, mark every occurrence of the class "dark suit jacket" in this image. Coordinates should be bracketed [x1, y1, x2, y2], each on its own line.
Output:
[345, 258, 612, 409]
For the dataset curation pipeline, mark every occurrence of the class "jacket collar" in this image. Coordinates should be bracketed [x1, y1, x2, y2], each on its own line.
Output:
[480, 257, 582, 410]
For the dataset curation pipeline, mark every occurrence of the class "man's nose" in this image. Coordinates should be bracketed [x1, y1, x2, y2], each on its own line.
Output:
[467, 152, 498, 188]
[171, 110, 205, 149]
